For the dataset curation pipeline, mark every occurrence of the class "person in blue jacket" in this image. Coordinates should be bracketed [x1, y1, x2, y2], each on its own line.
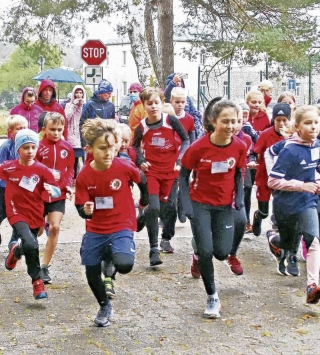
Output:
[164, 73, 204, 139]
[80, 79, 115, 147]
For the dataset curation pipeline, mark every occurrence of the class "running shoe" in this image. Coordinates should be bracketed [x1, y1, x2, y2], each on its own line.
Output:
[244, 223, 253, 234]
[306, 283, 320, 304]
[149, 249, 163, 266]
[160, 239, 174, 253]
[104, 277, 116, 299]
[300, 236, 307, 261]
[94, 302, 112, 327]
[191, 254, 201, 279]
[286, 254, 300, 276]
[204, 295, 221, 319]
[40, 265, 52, 284]
[252, 210, 262, 236]
[5, 242, 21, 271]
[33, 279, 48, 300]
[224, 255, 243, 275]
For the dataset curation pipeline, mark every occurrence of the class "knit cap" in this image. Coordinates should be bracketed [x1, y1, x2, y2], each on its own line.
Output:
[272, 103, 291, 120]
[15, 129, 39, 153]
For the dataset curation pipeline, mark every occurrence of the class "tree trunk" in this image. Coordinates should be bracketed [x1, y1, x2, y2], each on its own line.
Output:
[157, 0, 174, 88]
[144, 0, 162, 86]
[127, 0, 152, 86]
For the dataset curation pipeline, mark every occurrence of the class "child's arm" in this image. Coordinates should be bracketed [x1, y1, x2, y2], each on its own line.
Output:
[179, 166, 193, 219]
[136, 171, 149, 207]
[132, 125, 150, 171]
[189, 131, 195, 144]
[75, 202, 94, 219]
[59, 147, 75, 192]
[169, 116, 189, 165]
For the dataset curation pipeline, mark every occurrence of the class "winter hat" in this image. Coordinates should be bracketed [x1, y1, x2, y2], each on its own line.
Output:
[15, 129, 39, 153]
[272, 102, 291, 121]
[240, 102, 250, 111]
[129, 82, 143, 93]
[98, 79, 113, 94]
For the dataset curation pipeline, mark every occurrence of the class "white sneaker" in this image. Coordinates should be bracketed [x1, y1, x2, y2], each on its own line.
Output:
[203, 294, 221, 319]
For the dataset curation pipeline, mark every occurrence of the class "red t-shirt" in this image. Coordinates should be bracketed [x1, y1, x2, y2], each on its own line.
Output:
[254, 126, 284, 186]
[139, 115, 179, 175]
[176, 112, 195, 145]
[75, 157, 141, 234]
[248, 110, 270, 134]
[36, 135, 75, 201]
[181, 134, 247, 206]
[0, 160, 56, 228]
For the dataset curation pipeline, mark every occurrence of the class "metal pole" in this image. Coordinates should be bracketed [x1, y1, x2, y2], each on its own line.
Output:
[260, 70, 263, 82]
[227, 65, 231, 100]
[266, 61, 269, 80]
[197, 65, 201, 110]
[309, 55, 312, 105]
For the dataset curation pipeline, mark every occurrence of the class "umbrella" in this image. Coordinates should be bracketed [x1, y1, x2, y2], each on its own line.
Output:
[33, 68, 84, 83]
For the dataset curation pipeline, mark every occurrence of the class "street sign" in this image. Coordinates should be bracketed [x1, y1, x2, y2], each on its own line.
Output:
[288, 79, 296, 90]
[85, 66, 103, 85]
[81, 40, 107, 66]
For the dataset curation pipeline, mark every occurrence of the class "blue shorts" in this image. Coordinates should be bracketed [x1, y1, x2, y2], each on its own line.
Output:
[80, 229, 136, 266]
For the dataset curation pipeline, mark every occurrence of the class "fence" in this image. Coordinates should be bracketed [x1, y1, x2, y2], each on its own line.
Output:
[197, 64, 320, 111]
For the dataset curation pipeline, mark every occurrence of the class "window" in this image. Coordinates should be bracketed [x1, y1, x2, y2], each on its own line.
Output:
[221, 58, 230, 66]
[223, 81, 228, 97]
[200, 80, 206, 96]
[296, 82, 301, 96]
[122, 51, 127, 66]
[200, 53, 206, 65]
[281, 82, 287, 92]
[245, 81, 252, 94]
[123, 81, 127, 95]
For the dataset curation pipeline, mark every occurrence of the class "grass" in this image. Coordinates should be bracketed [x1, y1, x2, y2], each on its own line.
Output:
[0, 109, 9, 136]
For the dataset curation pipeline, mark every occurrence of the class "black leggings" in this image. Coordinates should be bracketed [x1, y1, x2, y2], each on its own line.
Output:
[12, 222, 40, 281]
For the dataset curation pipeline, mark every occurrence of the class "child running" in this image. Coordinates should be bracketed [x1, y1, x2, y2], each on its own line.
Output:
[133, 87, 189, 265]
[267, 105, 320, 303]
[36, 112, 74, 284]
[180, 100, 247, 318]
[75, 118, 148, 327]
[3, 129, 60, 300]
[246, 89, 270, 134]
[250, 103, 291, 237]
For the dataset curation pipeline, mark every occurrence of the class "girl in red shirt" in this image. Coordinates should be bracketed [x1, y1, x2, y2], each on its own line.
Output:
[246, 89, 270, 134]
[180, 100, 247, 319]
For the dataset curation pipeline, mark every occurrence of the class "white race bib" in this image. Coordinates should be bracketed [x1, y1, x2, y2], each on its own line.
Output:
[211, 161, 229, 174]
[95, 197, 114, 209]
[19, 176, 37, 192]
[151, 137, 165, 147]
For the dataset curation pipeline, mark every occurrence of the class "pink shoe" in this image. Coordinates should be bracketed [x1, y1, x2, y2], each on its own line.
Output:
[300, 236, 307, 261]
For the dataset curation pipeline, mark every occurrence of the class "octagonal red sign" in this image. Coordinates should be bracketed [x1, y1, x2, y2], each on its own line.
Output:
[81, 40, 107, 66]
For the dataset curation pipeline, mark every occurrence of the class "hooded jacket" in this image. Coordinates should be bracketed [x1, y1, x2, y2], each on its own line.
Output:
[65, 85, 86, 149]
[80, 87, 116, 147]
[164, 73, 204, 139]
[10, 87, 43, 133]
[36, 79, 68, 139]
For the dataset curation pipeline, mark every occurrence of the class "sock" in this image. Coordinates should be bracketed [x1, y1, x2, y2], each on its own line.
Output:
[41, 264, 48, 269]
[208, 292, 218, 299]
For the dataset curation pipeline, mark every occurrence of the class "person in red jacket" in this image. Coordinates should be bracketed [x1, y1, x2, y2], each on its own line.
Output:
[36, 112, 74, 284]
[36, 79, 68, 140]
[246, 89, 270, 134]
[10, 87, 43, 134]
[249, 103, 291, 237]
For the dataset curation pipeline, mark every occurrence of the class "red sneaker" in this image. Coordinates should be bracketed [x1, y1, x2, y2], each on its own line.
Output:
[33, 279, 48, 300]
[5, 243, 21, 270]
[191, 254, 201, 279]
[224, 255, 243, 275]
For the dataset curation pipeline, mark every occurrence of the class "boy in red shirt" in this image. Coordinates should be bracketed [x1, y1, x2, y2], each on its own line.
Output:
[75, 118, 148, 327]
[3, 129, 60, 300]
[250, 103, 291, 236]
[36, 112, 74, 284]
[133, 87, 189, 266]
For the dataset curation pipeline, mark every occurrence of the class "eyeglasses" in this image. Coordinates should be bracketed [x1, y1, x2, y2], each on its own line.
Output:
[24, 101, 35, 105]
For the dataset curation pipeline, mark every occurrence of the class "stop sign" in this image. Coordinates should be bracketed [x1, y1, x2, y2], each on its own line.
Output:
[81, 40, 107, 66]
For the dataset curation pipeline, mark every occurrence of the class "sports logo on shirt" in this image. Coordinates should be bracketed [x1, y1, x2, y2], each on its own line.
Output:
[31, 175, 40, 184]
[60, 150, 68, 159]
[227, 157, 236, 169]
[110, 179, 122, 190]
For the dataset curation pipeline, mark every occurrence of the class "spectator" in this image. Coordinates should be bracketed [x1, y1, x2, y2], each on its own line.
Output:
[10, 87, 43, 134]
[164, 73, 204, 138]
[36, 79, 68, 140]
[80, 79, 115, 147]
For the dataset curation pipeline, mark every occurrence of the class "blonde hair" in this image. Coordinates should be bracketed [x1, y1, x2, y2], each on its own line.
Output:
[118, 123, 131, 137]
[171, 87, 187, 100]
[277, 92, 296, 104]
[82, 118, 119, 147]
[6, 115, 28, 130]
[245, 89, 266, 112]
[43, 112, 65, 127]
[162, 103, 176, 116]
[140, 87, 164, 104]
[258, 80, 273, 91]
[295, 105, 318, 126]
